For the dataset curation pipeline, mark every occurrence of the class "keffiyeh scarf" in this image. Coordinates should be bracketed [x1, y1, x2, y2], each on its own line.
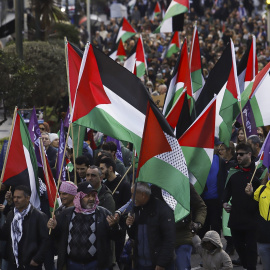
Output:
[11, 204, 31, 267]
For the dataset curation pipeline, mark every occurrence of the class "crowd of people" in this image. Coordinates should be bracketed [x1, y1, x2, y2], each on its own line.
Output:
[1, 0, 270, 269]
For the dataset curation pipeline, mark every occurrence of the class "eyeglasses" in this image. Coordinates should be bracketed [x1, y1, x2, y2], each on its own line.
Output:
[236, 152, 248, 156]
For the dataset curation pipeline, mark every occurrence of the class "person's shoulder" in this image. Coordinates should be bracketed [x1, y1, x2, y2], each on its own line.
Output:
[96, 205, 112, 216]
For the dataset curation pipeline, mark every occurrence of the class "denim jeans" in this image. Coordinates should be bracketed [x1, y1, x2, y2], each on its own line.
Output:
[175, 244, 192, 270]
[67, 260, 98, 270]
[257, 242, 270, 270]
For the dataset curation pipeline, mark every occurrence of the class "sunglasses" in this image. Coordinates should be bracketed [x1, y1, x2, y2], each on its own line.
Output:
[236, 152, 248, 156]
[39, 127, 45, 131]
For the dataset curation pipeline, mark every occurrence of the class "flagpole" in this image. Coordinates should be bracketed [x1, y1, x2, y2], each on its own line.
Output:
[238, 100, 247, 142]
[64, 37, 77, 186]
[132, 149, 136, 186]
[0, 107, 18, 189]
[76, 125, 81, 157]
[112, 165, 132, 195]
[49, 123, 72, 234]
[249, 151, 264, 184]
[39, 138, 52, 195]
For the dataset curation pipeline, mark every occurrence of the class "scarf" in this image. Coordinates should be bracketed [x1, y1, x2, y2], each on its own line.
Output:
[73, 191, 99, 214]
[11, 204, 31, 267]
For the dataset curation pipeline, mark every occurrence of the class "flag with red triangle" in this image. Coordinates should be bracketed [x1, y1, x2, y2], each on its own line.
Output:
[137, 98, 190, 222]
[179, 97, 216, 194]
[217, 39, 241, 146]
[189, 24, 204, 100]
[163, 39, 194, 118]
[109, 39, 127, 61]
[39, 143, 61, 212]
[71, 43, 150, 154]
[116, 17, 136, 43]
[1, 110, 40, 208]
[66, 41, 83, 108]
[151, 1, 162, 20]
[154, 0, 188, 33]
[135, 35, 147, 78]
[163, 31, 180, 58]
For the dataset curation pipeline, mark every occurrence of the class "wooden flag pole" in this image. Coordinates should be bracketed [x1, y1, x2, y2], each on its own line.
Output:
[112, 165, 132, 195]
[39, 138, 52, 195]
[249, 151, 264, 184]
[0, 107, 18, 190]
[49, 123, 72, 234]
[238, 100, 247, 142]
[64, 37, 77, 186]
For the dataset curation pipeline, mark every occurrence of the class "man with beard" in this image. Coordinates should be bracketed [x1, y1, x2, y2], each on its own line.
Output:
[47, 181, 121, 270]
[223, 143, 263, 270]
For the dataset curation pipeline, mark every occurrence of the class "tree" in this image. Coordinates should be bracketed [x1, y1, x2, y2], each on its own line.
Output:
[4, 41, 68, 123]
[0, 49, 37, 123]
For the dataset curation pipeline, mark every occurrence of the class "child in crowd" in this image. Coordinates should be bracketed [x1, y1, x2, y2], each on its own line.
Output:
[193, 230, 233, 270]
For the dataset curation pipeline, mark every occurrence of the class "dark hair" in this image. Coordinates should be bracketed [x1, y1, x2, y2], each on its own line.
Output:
[247, 135, 262, 147]
[99, 157, 116, 173]
[237, 127, 246, 144]
[102, 141, 117, 152]
[236, 142, 252, 154]
[222, 141, 235, 155]
[89, 165, 102, 177]
[14, 185, 31, 197]
[75, 155, 90, 166]
[95, 150, 114, 166]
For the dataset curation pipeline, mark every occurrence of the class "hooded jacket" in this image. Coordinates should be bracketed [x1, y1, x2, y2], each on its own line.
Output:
[193, 231, 233, 270]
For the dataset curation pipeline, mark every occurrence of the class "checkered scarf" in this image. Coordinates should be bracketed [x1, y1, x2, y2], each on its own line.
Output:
[73, 192, 99, 214]
[11, 204, 31, 267]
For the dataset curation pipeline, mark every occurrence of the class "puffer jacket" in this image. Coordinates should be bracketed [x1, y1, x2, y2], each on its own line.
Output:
[193, 231, 233, 270]
[254, 181, 270, 243]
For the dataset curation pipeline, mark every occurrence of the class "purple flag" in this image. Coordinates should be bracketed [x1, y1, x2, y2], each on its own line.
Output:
[56, 120, 66, 181]
[259, 131, 270, 170]
[106, 136, 123, 162]
[63, 108, 70, 128]
[28, 107, 42, 167]
[236, 100, 257, 137]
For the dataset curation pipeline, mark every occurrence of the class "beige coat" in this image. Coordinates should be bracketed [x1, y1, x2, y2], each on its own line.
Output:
[193, 231, 233, 270]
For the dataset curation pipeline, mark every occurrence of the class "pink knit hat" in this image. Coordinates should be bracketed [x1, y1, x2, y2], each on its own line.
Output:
[59, 181, 77, 196]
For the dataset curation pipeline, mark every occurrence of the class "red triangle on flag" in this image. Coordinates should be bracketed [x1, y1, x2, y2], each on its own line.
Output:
[179, 99, 216, 149]
[67, 42, 82, 108]
[166, 90, 186, 129]
[154, 2, 161, 13]
[176, 39, 192, 97]
[137, 101, 172, 175]
[189, 27, 201, 72]
[171, 32, 180, 48]
[3, 113, 27, 181]
[122, 18, 136, 33]
[136, 36, 146, 64]
[245, 37, 258, 82]
[117, 39, 126, 57]
[72, 44, 111, 122]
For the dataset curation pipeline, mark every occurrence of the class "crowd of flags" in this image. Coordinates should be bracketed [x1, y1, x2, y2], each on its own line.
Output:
[1, 0, 270, 222]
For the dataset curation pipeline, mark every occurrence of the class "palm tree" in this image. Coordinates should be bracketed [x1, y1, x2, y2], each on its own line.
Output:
[31, 0, 68, 40]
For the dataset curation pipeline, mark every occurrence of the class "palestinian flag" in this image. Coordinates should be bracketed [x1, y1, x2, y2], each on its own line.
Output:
[1, 110, 40, 208]
[154, 0, 189, 33]
[39, 143, 61, 212]
[163, 32, 180, 58]
[137, 99, 190, 222]
[248, 61, 270, 127]
[217, 39, 241, 146]
[238, 35, 258, 95]
[116, 17, 136, 43]
[163, 39, 193, 117]
[66, 41, 83, 108]
[71, 43, 150, 154]
[195, 42, 232, 116]
[124, 42, 136, 73]
[109, 39, 126, 61]
[178, 97, 216, 195]
[151, 2, 162, 20]
[189, 24, 204, 100]
[135, 35, 147, 78]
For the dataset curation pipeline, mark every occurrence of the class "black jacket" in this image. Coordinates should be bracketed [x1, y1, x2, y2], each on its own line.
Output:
[53, 206, 122, 270]
[223, 162, 263, 230]
[127, 196, 175, 268]
[0, 205, 49, 267]
[98, 184, 115, 214]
